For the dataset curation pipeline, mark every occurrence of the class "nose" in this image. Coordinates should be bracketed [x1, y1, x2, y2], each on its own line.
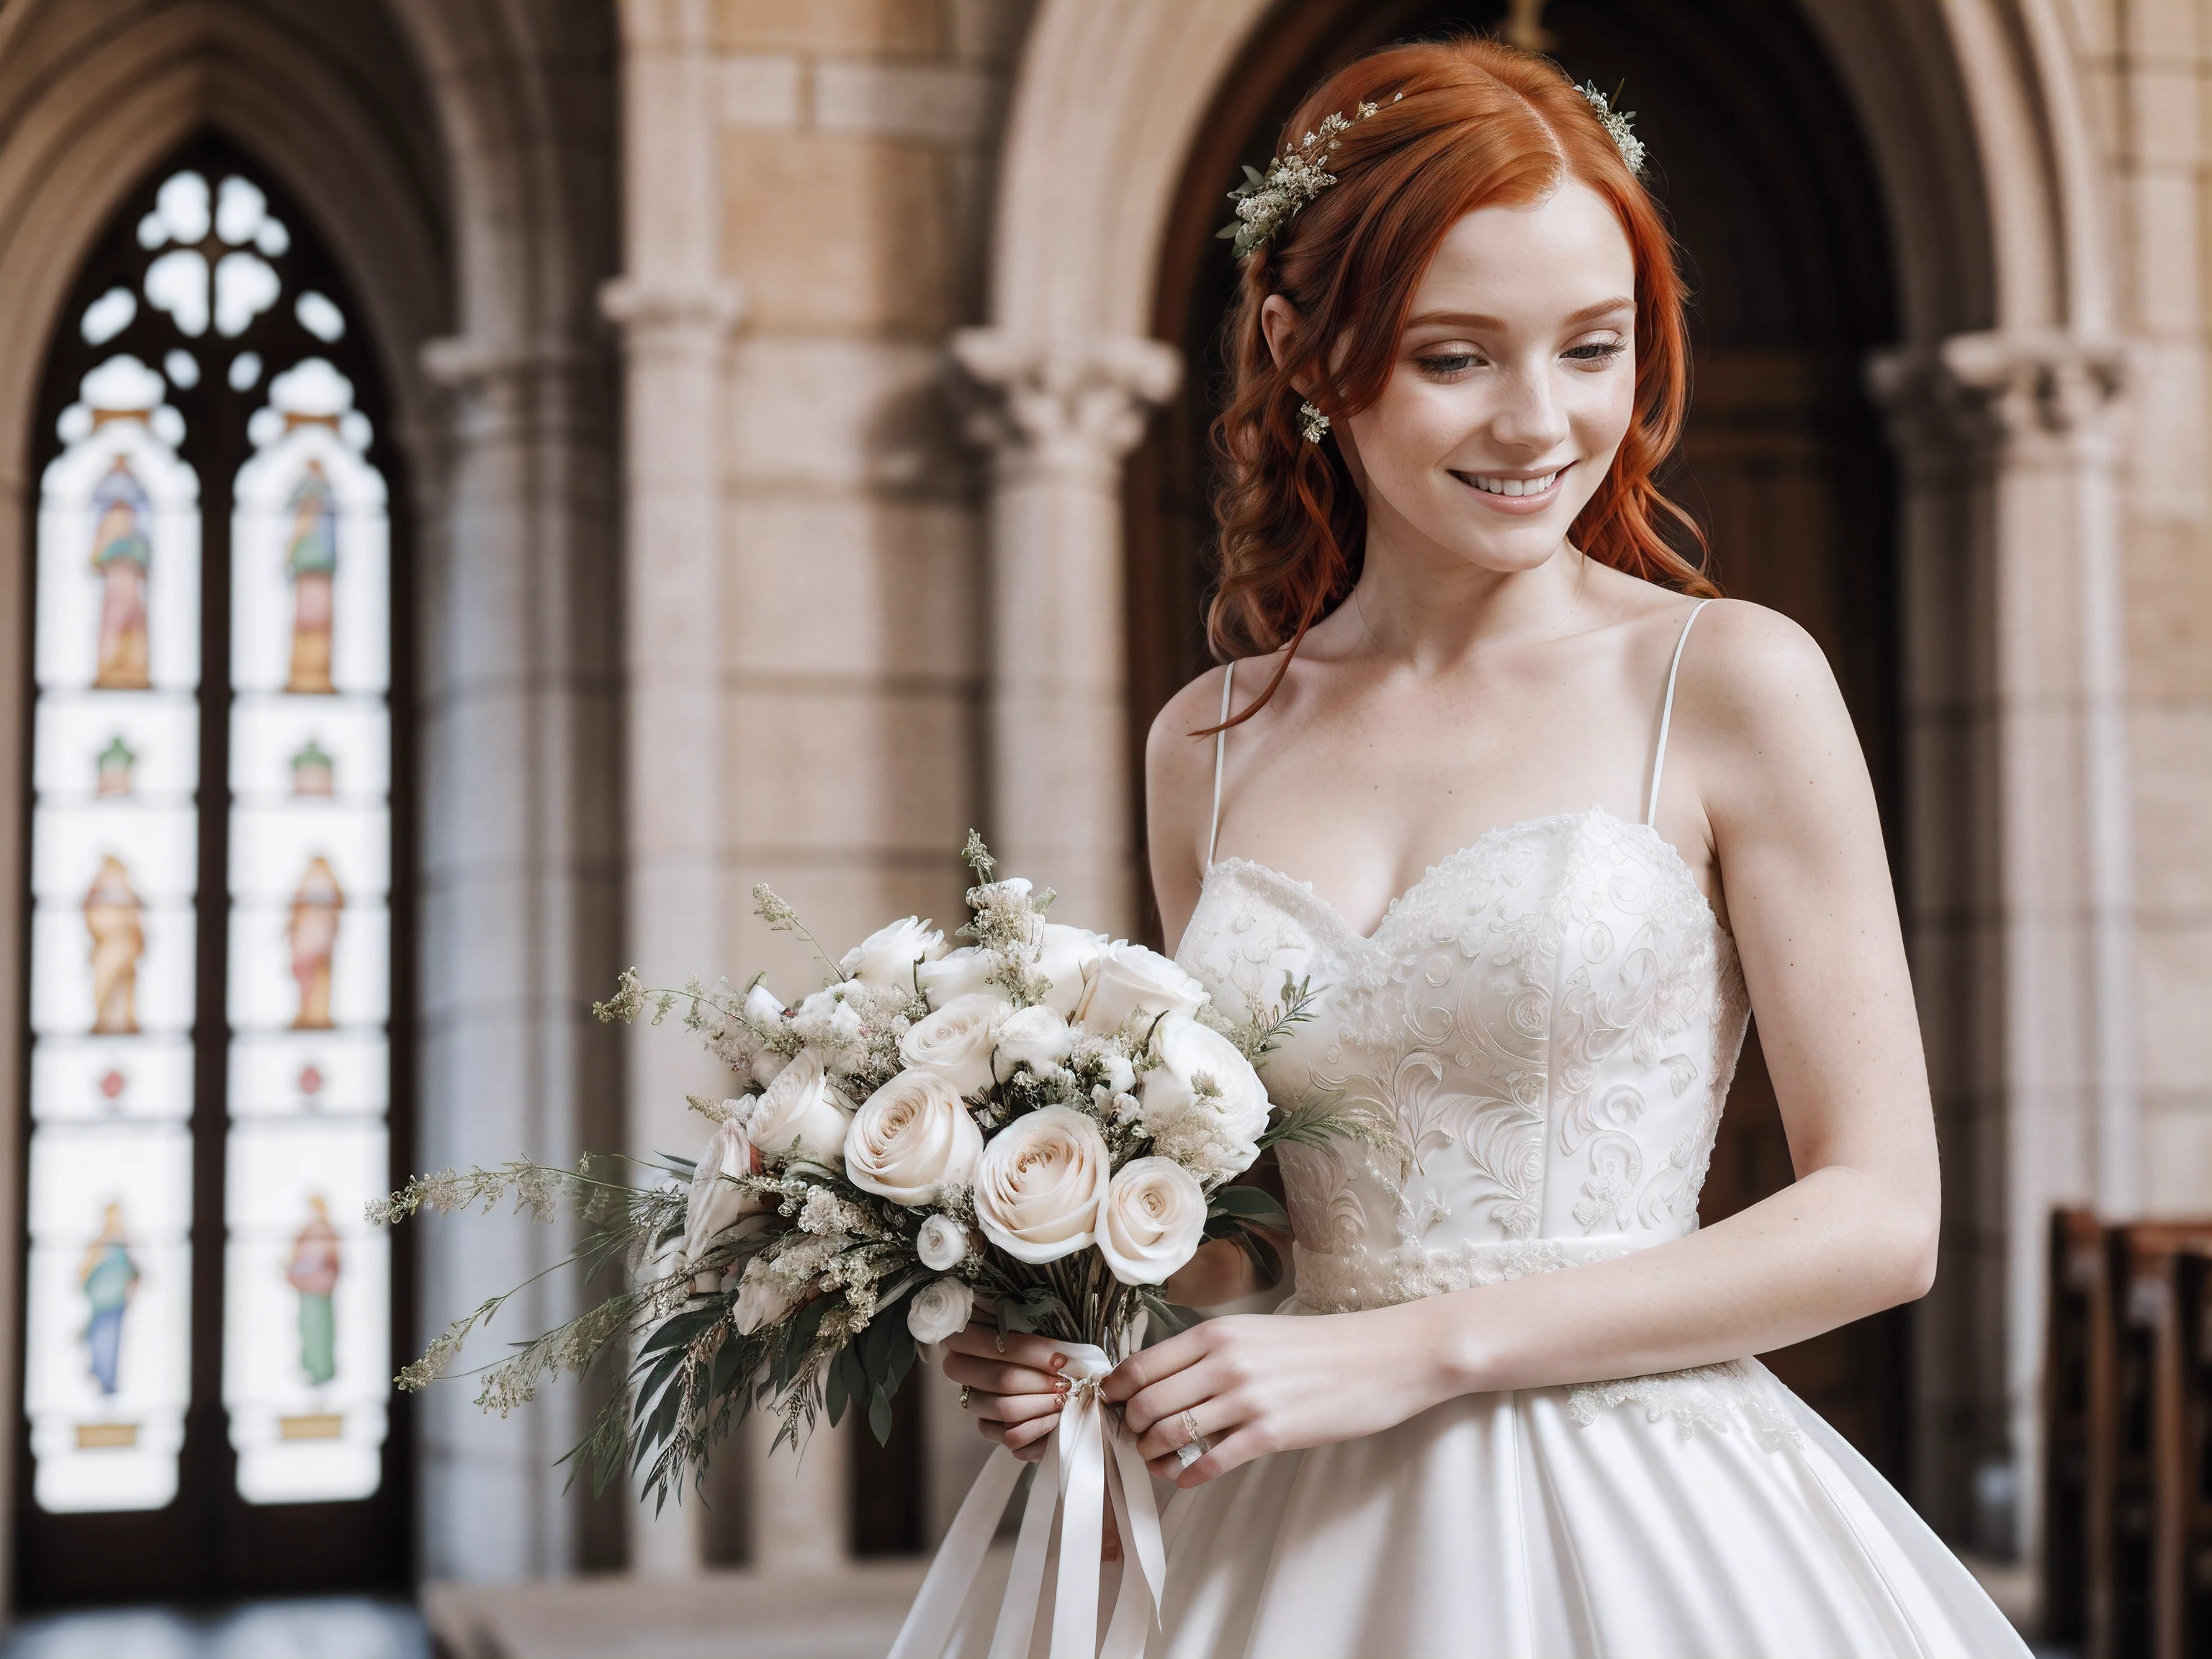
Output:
[1489, 359, 1570, 455]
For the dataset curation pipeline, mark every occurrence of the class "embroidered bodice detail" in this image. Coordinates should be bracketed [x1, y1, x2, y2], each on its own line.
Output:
[1181, 806, 1750, 1300]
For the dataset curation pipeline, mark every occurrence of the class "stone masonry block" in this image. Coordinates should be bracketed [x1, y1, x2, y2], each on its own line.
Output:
[2144, 1094, 2212, 1215]
[725, 336, 966, 492]
[2124, 516, 2212, 699]
[728, 681, 975, 855]
[2128, 706, 2212, 910]
[813, 59, 1003, 144]
[714, 0, 938, 55]
[719, 53, 804, 128]
[724, 496, 982, 680]
[2136, 918, 2212, 1090]
[721, 130, 953, 334]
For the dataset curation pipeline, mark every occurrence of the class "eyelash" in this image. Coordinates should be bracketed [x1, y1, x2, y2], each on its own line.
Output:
[1412, 339, 1627, 379]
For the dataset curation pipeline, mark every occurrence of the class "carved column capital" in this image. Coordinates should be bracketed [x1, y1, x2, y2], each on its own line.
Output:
[950, 328, 1182, 485]
[598, 275, 747, 354]
[1867, 331, 2130, 468]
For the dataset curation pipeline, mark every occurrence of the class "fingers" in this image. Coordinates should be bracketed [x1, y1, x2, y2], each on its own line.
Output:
[980, 1411, 1058, 1459]
[966, 1389, 1061, 1426]
[942, 1349, 1066, 1398]
[1147, 1420, 1264, 1488]
[1133, 1392, 1235, 1467]
[1119, 1358, 1226, 1441]
[1101, 1326, 1208, 1404]
[943, 1324, 1066, 1371]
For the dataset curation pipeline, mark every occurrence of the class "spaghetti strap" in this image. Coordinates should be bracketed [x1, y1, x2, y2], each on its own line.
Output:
[1645, 599, 1712, 827]
[1206, 661, 1237, 868]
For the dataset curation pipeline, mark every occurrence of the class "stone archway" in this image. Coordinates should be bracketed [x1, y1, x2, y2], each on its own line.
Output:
[978, 0, 2131, 1559]
[0, 0, 622, 1592]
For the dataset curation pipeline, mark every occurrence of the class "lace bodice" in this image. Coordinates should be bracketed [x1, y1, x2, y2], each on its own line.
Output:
[1179, 804, 1749, 1314]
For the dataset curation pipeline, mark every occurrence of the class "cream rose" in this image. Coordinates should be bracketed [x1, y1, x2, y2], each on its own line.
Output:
[1138, 1013, 1271, 1181]
[843, 1070, 983, 1205]
[1034, 925, 1108, 1017]
[914, 945, 1001, 1007]
[840, 916, 945, 989]
[899, 993, 1009, 1097]
[742, 983, 788, 1085]
[994, 1004, 1073, 1074]
[683, 1117, 764, 1270]
[906, 1277, 975, 1345]
[1097, 1156, 1208, 1285]
[916, 1213, 971, 1272]
[972, 1105, 1110, 1264]
[1075, 940, 1209, 1035]
[747, 1048, 855, 1167]
[733, 1259, 805, 1334]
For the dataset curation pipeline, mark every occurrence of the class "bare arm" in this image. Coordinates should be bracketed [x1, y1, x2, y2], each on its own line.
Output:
[1108, 603, 1943, 1482]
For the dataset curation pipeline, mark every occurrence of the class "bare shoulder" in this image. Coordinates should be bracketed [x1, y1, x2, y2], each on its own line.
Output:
[1668, 597, 1867, 822]
[1146, 663, 1236, 843]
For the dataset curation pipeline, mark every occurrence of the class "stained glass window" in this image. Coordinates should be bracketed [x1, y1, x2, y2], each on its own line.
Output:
[25, 153, 397, 1516]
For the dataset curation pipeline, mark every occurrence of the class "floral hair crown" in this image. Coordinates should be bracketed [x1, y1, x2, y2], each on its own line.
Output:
[1220, 77, 1648, 262]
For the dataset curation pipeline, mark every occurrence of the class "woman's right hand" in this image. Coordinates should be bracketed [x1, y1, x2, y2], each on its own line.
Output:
[940, 1323, 1068, 1462]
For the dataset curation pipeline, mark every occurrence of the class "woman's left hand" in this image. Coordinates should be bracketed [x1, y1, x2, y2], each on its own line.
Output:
[1101, 1305, 1442, 1487]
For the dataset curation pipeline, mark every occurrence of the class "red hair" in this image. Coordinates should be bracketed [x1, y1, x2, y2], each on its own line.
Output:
[1207, 35, 1714, 724]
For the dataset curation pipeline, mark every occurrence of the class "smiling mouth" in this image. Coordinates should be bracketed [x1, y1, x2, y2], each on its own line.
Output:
[1451, 464, 1568, 498]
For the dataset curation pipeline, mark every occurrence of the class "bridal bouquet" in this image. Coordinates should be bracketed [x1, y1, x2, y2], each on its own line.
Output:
[374, 836, 1326, 1529]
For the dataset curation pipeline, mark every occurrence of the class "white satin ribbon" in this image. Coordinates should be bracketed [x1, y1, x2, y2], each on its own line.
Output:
[887, 1341, 1169, 1659]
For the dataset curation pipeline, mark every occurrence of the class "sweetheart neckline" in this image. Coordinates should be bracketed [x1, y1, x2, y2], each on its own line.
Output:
[1202, 805, 1730, 945]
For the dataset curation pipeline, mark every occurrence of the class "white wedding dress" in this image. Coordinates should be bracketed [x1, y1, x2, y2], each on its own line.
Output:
[1139, 602, 2030, 1657]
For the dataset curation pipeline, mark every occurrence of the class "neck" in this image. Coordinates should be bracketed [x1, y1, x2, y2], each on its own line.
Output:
[1345, 511, 1588, 670]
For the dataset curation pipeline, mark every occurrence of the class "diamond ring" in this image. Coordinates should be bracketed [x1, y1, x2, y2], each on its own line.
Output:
[1174, 1408, 1210, 1468]
[958, 1385, 972, 1411]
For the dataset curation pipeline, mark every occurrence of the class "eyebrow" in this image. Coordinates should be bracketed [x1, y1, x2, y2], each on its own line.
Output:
[1404, 296, 1635, 331]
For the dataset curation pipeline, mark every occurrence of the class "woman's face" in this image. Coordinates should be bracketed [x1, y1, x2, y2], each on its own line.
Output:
[1334, 181, 1637, 576]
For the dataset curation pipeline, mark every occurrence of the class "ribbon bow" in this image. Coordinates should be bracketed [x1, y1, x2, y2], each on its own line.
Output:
[889, 1341, 1179, 1659]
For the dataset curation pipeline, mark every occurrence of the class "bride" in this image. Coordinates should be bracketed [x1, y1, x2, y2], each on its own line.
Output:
[940, 35, 2030, 1658]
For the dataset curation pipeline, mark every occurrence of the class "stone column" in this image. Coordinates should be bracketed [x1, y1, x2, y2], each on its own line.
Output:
[950, 331, 1180, 937]
[1871, 328, 2134, 1553]
[602, 0, 747, 1579]
[413, 332, 624, 1581]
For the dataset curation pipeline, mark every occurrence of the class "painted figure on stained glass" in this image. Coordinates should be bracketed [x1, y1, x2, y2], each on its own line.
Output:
[84, 853, 144, 1035]
[81, 1202, 140, 1396]
[286, 1195, 340, 1387]
[284, 461, 336, 694]
[96, 734, 136, 797]
[290, 737, 333, 797]
[287, 854, 343, 1029]
[90, 458, 153, 690]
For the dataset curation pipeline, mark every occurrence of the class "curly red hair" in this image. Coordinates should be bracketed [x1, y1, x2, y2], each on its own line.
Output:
[1207, 35, 1713, 724]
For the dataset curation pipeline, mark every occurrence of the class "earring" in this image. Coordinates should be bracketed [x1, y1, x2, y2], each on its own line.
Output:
[1299, 400, 1331, 444]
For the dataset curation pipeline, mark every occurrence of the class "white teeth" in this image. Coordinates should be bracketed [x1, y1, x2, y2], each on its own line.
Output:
[1463, 469, 1560, 497]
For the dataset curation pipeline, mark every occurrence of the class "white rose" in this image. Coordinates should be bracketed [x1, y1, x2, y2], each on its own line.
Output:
[1075, 940, 1209, 1035]
[733, 1258, 805, 1334]
[1097, 1156, 1208, 1285]
[1034, 925, 1108, 1017]
[840, 916, 945, 989]
[916, 1213, 971, 1272]
[906, 1277, 976, 1345]
[995, 1004, 1073, 1074]
[915, 945, 1000, 1007]
[1138, 1013, 1272, 1181]
[742, 984, 788, 1085]
[899, 993, 1009, 1097]
[683, 1117, 764, 1269]
[747, 1048, 855, 1167]
[972, 1105, 1110, 1264]
[844, 1071, 983, 1205]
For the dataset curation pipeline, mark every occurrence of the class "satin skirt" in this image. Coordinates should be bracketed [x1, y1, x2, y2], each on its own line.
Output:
[943, 1357, 2028, 1659]
[1143, 1359, 2027, 1659]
